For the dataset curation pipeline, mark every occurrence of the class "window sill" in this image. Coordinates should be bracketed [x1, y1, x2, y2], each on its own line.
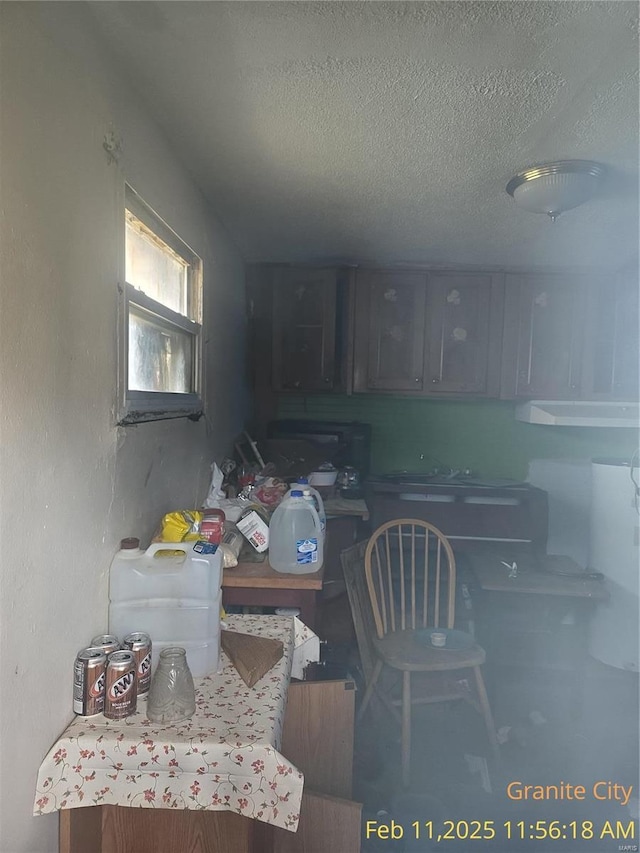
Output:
[117, 393, 203, 425]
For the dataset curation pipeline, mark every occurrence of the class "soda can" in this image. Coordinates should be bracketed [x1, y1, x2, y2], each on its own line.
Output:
[73, 647, 107, 716]
[122, 632, 152, 696]
[90, 634, 120, 656]
[104, 651, 137, 719]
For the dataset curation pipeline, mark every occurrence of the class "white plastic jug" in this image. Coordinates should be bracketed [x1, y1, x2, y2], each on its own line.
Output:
[108, 540, 222, 677]
[269, 490, 323, 574]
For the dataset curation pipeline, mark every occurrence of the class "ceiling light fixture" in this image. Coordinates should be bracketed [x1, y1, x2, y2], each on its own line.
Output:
[506, 160, 606, 222]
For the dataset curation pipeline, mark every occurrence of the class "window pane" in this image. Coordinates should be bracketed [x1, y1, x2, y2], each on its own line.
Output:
[128, 306, 194, 393]
[126, 213, 188, 316]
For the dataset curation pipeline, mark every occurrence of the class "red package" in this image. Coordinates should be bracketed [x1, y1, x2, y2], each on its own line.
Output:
[200, 508, 225, 545]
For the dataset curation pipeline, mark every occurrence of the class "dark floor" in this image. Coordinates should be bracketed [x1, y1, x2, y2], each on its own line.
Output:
[316, 595, 639, 853]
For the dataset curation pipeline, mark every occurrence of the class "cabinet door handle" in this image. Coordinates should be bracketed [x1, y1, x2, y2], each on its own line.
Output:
[415, 377, 421, 384]
[431, 377, 440, 384]
[323, 377, 331, 384]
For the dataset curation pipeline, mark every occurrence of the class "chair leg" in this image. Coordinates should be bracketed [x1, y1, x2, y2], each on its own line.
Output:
[357, 658, 383, 723]
[402, 671, 411, 788]
[473, 666, 500, 765]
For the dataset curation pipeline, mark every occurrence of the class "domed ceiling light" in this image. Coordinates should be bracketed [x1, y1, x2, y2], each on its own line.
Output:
[506, 160, 606, 222]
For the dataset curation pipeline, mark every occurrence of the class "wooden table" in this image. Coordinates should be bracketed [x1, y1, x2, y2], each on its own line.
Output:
[222, 559, 324, 629]
[48, 609, 361, 853]
[468, 551, 609, 601]
[465, 550, 609, 717]
[56, 678, 361, 853]
[41, 616, 301, 852]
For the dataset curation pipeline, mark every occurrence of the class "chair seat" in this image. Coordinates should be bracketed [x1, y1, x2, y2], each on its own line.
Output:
[374, 629, 486, 672]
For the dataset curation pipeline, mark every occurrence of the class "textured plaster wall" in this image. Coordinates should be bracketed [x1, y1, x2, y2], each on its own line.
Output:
[0, 6, 248, 852]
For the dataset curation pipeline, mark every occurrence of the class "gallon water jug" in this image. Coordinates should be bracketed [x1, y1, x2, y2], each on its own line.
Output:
[108, 539, 222, 677]
[269, 490, 323, 574]
[292, 477, 326, 540]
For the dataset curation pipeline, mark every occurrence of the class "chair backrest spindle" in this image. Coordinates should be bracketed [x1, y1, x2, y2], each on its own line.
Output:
[422, 535, 429, 628]
[385, 530, 395, 633]
[434, 536, 441, 627]
[364, 519, 457, 639]
[399, 524, 406, 631]
[410, 524, 417, 630]
[373, 540, 387, 636]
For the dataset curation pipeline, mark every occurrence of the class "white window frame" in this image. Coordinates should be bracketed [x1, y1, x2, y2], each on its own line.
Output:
[117, 185, 204, 425]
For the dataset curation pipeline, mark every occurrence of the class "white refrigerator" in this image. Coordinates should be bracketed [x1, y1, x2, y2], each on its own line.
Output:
[588, 457, 639, 671]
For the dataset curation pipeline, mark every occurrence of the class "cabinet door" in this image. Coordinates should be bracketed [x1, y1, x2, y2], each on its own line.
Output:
[273, 791, 362, 853]
[272, 268, 337, 392]
[590, 272, 639, 400]
[502, 274, 587, 399]
[425, 273, 504, 395]
[281, 680, 355, 800]
[353, 271, 427, 392]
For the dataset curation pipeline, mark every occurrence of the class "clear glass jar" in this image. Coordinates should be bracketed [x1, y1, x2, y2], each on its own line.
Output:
[146, 647, 196, 724]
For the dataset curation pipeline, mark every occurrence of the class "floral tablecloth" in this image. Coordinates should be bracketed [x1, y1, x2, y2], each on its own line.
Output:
[34, 615, 318, 831]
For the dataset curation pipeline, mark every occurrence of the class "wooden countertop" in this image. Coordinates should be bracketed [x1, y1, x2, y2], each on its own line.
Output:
[223, 557, 325, 590]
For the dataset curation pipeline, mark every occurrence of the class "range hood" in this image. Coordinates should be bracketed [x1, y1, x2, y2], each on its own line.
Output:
[515, 400, 640, 428]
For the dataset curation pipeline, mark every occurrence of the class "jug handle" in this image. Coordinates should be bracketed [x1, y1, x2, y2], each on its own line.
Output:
[144, 542, 190, 558]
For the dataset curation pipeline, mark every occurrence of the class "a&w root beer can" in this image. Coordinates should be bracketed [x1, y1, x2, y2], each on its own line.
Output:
[73, 647, 107, 716]
[90, 634, 120, 656]
[104, 651, 137, 719]
[122, 632, 152, 696]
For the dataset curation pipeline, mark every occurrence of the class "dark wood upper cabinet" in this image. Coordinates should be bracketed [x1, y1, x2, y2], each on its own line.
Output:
[251, 263, 637, 407]
[588, 271, 639, 400]
[272, 268, 338, 392]
[353, 271, 428, 392]
[425, 273, 504, 395]
[501, 274, 589, 399]
[353, 270, 504, 397]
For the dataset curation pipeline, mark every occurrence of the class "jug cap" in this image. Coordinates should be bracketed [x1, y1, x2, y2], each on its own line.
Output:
[120, 537, 140, 550]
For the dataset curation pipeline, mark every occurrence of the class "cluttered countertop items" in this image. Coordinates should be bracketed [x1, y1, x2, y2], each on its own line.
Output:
[170, 450, 368, 575]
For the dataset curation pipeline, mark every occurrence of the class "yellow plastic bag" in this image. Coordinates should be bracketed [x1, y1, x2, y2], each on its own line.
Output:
[160, 510, 203, 542]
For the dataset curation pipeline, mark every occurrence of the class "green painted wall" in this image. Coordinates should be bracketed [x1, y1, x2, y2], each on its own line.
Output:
[277, 395, 639, 480]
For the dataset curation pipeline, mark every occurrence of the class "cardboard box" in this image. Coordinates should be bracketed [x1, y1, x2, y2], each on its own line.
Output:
[221, 629, 284, 687]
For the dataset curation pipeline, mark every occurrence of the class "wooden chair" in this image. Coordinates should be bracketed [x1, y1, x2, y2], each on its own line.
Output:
[340, 540, 377, 686]
[358, 519, 499, 787]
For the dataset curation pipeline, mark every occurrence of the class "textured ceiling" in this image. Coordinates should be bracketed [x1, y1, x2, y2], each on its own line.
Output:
[88, 1, 639, 269]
